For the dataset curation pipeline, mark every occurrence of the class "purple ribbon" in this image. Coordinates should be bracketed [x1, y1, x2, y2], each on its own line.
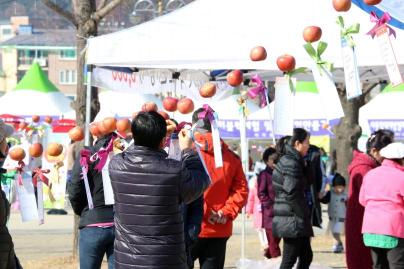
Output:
[90, 133, 117, 172]
[247, 75, 267, 108]
[198, 104, 216, 122]
[367, 12, 396, 39]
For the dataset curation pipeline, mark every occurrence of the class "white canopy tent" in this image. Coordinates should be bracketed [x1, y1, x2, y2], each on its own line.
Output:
[87, 0, 404, 83]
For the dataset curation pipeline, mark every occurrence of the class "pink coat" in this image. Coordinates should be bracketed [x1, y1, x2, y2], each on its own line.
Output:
[246, 178, 262, 229]
[360, 159, 404, 239]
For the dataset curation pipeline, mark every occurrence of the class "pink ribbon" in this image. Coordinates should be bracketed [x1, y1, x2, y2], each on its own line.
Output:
[80, 149, 91, 169]
[198, 104, 216, 122]
[90, 134, 117, 172]
[80, 149, 94, 209]
[32, 168, 50, 187]
[367, 12, 396, 39]
[247, 75, 268, 108]
[16, 161, 25, 186]
[175, 122, 192, 133]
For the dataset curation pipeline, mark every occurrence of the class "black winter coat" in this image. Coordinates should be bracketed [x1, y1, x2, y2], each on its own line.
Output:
[68, 135, 114, 228]
[109, 145, 209, 269]
[272, 145, 314, 238]
[0, 185, 16, 269]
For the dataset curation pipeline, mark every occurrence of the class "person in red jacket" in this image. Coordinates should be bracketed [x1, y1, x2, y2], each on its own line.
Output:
[190, 107, 249, 269]
[345, 129, 393, 269]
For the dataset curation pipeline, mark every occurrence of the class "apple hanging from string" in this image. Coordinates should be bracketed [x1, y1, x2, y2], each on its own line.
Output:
[102, 117, 117, 133]
[68, 126, 85, 142]
[276, 54, 296, 72]
[364, 0, 382, 5]
[163, 97, 178, 112]
[90, 123, 102, 137]
[227, 70, 244, 87]
[32, 115, 40, 123]
[29, 143, 43, 158]
[158, 111, 170, 120]
[177, 98, 194, 114]
[250, 46, 267, 61]
[332, 0, 351, 12]
[142, 102, 158, 112]
[47, 143, 63, 157]
[9, 147, 26, 161]
[199, 82, 217, 98]
[116, 119, 131, 134]
[44, 116, 53, 124]
[303, 26, 322, 43]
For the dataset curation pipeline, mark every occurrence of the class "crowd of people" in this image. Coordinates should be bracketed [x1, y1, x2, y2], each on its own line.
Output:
[1, 109, 404, 269]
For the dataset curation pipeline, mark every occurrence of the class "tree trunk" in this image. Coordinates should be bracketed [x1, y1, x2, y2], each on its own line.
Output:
[72, 1, 99, 264]
[333, 85, 364, 179]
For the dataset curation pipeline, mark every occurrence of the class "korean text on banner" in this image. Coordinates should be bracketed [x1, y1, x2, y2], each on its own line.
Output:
[274, 77, 295, 136]
[341, 37, 362, 100]
[376, 26, 403, 87]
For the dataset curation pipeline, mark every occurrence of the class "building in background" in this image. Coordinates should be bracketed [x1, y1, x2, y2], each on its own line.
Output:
[0, 19, 76, 98]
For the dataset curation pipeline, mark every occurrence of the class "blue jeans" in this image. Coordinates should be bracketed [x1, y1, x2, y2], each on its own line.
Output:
[79, 226, 115, 269]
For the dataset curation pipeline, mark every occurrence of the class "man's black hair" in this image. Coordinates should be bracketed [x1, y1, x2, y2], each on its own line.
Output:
[192, 108, 212, 132]
[131, 111, 167, 149]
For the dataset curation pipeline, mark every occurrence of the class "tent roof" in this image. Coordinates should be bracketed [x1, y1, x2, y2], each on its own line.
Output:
[382, 83, 404, 93]
[15, 63, 59, 93]
[87, 0, 404, 76]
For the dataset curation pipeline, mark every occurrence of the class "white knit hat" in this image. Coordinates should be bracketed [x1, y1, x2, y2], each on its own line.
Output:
[0, 119, 14, 141]
[380, 142, 404, 159]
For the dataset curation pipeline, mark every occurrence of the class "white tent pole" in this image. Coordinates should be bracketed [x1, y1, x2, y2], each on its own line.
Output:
[239, 112, 247, 261]
[84, 66, 92, 147]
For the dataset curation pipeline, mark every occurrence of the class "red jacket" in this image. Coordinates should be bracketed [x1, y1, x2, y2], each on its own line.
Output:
[195, 133, 248, 238]
[345, 150, 378, 269]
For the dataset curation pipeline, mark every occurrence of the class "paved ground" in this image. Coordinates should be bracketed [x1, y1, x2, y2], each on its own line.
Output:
[8, 210, 346, 269]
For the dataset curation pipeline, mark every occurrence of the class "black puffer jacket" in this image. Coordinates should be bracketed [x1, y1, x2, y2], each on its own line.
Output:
[272, 144, 314, 238]
[68, 135, 115, 228]
[109, 145, 209, 269]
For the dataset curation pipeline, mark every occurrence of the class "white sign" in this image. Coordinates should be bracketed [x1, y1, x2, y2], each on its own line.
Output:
[376, 26, 403, 87]
[274, 77, 295, 136]
[341, 38, 362, 100]
[312, 65, 344, 121]
[15, 172, 38, 222]
[102, 154, 115, 205]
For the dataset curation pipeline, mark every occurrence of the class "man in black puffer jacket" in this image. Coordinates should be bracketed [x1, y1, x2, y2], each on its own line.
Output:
[109, 111, 209, 269]
[272, 130, 314, 269]
[68, 133, 116, 269]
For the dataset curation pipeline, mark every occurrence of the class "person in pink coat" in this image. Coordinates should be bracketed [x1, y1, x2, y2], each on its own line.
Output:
[360, 142, 404, 269]
[246, 176, 268, 252]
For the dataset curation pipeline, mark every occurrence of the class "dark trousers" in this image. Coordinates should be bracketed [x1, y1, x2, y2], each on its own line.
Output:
[280, 237, 313, 269]
[371, 239, 404, 269]
[79, 226, 115, 269]
[265, 228, 281, 259]
[191, 237, 229, 269]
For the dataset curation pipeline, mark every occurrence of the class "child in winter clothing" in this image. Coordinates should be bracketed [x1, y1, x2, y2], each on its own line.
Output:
[246, 177, 268, 251]
[320, 173, 347, 253]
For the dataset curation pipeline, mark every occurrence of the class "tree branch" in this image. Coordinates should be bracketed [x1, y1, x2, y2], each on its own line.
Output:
[42, 0, 77, 27]
[92, 0, 123, 22]
[98, 0, 108, 9]
[362, 83, 378, 99]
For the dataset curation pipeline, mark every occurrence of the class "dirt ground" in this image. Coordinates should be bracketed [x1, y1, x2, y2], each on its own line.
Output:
[9, 211, 346, 269]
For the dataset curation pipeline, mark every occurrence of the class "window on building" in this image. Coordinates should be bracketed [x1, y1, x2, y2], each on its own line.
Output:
[59, 50, 76, 60]
[17, 50, 48, 65]
[59, 70, 77, 85]
[2, 29, 12, 35]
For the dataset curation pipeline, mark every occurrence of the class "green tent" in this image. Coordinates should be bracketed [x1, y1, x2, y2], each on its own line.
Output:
[14, 62, 59, 93]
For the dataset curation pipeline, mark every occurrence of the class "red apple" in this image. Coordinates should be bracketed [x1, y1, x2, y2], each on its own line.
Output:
[9, 147, 25, 161]
[250, 46, 267, 61]
[162, 97, 178, 112]
[32, 115, 40, 123]
[116, 119, 131, 133]
[68, 126, 85, 142]
[102, 117, 117, 133]
[303, 26, 322, 43]
[141, 102, 158, 112]
[47, 143, 63, 157]
[227, 70, 244, 87]
[90, 123, 102, 137]
[158, 111, 170, 120]
[199, 82, 217, 98]
[29, 143, 43, 158]
[177, 98, 194, 114]
[364, 0, 381, 5]
[44, 116, 53, 124]
[276, 55, 296, 72]
[332, 0, 351, 12]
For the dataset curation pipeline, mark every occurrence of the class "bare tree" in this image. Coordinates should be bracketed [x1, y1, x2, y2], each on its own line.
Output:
[42, 0, 124, 262]
[334, 83, 379, 179]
